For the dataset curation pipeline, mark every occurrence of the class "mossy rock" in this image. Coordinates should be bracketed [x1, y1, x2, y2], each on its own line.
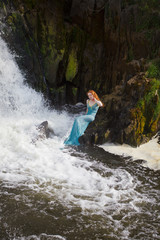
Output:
[65, 49, 78, 82]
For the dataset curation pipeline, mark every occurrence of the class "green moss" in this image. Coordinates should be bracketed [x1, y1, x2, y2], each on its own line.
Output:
[65, 49, 78, 82]
[129, 73, 160, 145]
[7, 15, 13, 24]
[3, 2, 7, 15]
[12, 12, 17, 19]
[37, 13, 65, 62]
[131, 108, 146, 134]
[135, 78, 160, 134]
[137, 98, 145, 110]
[7, 11, 25, 33]
[147, 59, 160, 79]
[153, 100, 160, 120]
[145, 79, 160, 102]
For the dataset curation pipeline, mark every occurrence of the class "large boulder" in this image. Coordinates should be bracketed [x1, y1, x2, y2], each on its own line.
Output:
[79, 72, 160, 147]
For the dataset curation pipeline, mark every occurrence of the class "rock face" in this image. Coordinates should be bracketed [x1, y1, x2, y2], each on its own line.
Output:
[79, 72, 160, 146]
[0, 0, 160, 146]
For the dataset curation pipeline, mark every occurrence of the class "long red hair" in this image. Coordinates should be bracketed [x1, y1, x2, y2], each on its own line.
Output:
[87, 90, 104, 106]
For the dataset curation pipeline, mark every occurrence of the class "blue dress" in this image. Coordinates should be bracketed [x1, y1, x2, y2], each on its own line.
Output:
[64, 101, 99, 145]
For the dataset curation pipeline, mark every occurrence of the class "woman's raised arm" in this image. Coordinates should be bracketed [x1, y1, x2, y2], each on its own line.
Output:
[93, 98, 103, 107]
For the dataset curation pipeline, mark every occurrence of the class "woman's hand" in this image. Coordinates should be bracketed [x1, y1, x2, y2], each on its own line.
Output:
[93, 97, 103, 107]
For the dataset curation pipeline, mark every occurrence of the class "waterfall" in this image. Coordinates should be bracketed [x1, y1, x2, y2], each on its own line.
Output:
[0, 34, 159, 240]
[0, 36, 144, 213]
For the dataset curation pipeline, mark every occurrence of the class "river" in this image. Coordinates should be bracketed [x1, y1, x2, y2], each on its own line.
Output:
[0, 37, 160, 240]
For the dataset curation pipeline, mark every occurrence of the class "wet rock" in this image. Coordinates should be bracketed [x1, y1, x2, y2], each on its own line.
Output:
[81, 73, 160, 147]
[32, 121, 54, 143]
[62, 102, 86, 114]
[155, 131, 160, 144]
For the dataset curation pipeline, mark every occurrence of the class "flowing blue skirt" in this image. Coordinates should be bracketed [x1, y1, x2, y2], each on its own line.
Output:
[64, 114, 94, 145]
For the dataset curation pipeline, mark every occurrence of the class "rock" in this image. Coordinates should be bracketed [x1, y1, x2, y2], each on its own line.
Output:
[78, 134, 93, 146]
[155, 131, 160, 144]
[32, 121, 54, 143]
[36, 121, 50, 139]
[62, 102, 86, 114]
[0, 0, 153, 105]
[81, 72, 160, 147]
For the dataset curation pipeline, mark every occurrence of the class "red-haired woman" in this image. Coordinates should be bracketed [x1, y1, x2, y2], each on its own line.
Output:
[64, 90, 103, 145]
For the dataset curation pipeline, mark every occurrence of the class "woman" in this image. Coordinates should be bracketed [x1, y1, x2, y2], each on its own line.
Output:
[64, 90, 103, 145]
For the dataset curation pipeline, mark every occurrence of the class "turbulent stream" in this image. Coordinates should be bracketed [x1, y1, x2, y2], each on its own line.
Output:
[0, 37, 160, 240]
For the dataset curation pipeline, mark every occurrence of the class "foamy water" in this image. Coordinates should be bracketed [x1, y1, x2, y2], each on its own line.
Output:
[100, 138, 160, 170]
[0, 36, 139, 212]
[16, 234, 66, 240]
[0, 36, 159, 240]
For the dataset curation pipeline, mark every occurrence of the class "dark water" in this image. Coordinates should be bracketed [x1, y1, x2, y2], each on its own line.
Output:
[0, 146, 160, 240]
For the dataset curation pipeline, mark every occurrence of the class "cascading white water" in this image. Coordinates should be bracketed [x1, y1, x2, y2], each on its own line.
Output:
[0, 36, 138, 205]
[100, 137, 160, 170]
[0, 36, 159, 240]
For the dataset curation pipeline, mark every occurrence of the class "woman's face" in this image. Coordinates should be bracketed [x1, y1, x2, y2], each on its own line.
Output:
[88, 92, 94, 100]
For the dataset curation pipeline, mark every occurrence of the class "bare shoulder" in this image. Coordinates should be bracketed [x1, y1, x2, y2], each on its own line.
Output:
[86, 99, 89, 104]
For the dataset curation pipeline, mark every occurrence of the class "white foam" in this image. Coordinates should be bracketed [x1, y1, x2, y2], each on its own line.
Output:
[100, 138, 160, 170]
[15, 233, 66, 240]
[0, 36, 155, 221]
